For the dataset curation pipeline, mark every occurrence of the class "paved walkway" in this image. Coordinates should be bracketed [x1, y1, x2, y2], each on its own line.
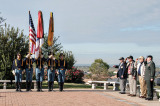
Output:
[0, 89, 159, 106]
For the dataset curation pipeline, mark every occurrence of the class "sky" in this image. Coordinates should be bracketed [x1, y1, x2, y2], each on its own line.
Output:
[1, 0, 160, 66]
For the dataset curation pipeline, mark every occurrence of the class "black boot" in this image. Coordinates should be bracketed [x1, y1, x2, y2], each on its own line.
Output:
[36, 81, 40, 92]
[61, 82, 64, 91]
[26, 81, 29, 91]
[15, 82, 19, 92]
[40, 82, 43, 92]
[48, 81, 51, 92]
[19, 82, 22, 92]
[58, 82, 61, 91]
[60, 82, 63, 92]
[29, 81, 32, 91]
[51, 81, 54, 91]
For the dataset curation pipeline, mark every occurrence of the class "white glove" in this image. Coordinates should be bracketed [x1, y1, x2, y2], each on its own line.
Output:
[49, 55, 53, 58]
[12, 70, 15, 76]
[57, 70, 59, 75]
[41, 55, 43, 58]
[22, 70, 25, 74]
[26, 54, 30, 58]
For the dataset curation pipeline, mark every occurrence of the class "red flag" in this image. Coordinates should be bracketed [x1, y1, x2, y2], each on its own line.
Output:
[37, 11, 44, 38]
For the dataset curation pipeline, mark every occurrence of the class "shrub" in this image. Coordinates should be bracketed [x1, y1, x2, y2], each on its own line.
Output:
[65, 67, 84, 83]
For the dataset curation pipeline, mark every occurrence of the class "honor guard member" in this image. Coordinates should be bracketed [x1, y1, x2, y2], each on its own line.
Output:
[47, 52, 57, 91]
[113, 57, 127, 94]
[34, 53, 46, 92]
[23, 53, 34, 91]
[144, 55, 155, 101]
[57, 53, 68, 92]
[12, 53, 24, 92]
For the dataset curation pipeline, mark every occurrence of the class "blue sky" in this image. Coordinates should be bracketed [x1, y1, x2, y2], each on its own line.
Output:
[1, 0, 160, 65]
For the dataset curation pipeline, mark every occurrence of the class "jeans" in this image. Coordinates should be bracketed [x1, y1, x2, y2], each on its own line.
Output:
[15, 69, 22, 82]
[58, 68, 66, 83]
[26, 68, 33, 82]
[48, 69, 55, 82]
[36, 68, 44, 82]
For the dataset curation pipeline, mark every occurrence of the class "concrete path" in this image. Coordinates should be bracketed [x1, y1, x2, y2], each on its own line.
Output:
[0, 89, 159, 106]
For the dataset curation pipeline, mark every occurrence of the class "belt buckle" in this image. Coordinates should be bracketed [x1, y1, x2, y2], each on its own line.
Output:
[38, 66, 41, 70]
[51, 67, 53, 70]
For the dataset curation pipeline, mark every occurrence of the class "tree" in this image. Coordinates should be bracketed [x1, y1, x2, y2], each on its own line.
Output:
[0, 12, 6, 26]
[89, 59, 109, 81]
[42, 34, 63, 58]
[0, 24, 28, 80]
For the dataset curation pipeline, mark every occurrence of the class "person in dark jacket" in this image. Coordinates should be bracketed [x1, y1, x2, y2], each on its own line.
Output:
[46, 52, 57, 91]
[113, 57, 127, 94]
[144, 55, 156, 101]
[57, 53, 68, 92]
[12, 53, 24, 92]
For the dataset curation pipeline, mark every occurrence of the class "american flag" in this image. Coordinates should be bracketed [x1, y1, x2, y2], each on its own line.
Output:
[29, 12, 36, 54]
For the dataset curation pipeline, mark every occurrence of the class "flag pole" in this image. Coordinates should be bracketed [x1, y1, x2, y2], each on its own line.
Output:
[29, 11, 31, 69]
[40, 47, 41, 69]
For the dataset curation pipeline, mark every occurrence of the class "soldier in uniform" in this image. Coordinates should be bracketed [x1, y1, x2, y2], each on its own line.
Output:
[144, 55, 155, 100]
[126, 56, 137, 97]
[34, 53, 46, 92]
[23, 53, 34, 91]
[12, 53, 24, 92]
[46, 52, 57, 91]
[57, 53, 68, 92]
[113, 57, 127, 94]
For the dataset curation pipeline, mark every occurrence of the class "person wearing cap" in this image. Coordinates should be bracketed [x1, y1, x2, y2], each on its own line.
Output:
[135, 56, 147, 98]
[126, 55, 137, 97]
[46, 52, 57, 91]
[57, 53, 68, 92]
[144, 55, 155, 100]
[34, 53, 46, 92]
[12, 53, 24, 92]
[23, 53, 34, 91]
[113, 57, 127, 94]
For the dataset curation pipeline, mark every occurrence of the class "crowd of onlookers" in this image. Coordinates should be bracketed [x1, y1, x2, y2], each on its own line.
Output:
[113, 55, 155, 101]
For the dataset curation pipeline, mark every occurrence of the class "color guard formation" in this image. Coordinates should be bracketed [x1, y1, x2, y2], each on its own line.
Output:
[12, 52, 68, 92]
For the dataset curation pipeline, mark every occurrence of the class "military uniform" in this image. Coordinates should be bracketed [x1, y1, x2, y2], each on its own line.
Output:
[34, 57, 46, 92]
[23, 57, 34, 91]
[144, 60, 155, 99]
[47, 57, 57, 91]
[57, 54, 68, 91]
[12, 58, 24, 92]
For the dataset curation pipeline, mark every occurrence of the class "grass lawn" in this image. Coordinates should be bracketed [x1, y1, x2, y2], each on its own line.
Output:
[0, 81, 114, 89]
[155, 86, 160, 89]
[42, 81, 109, 89]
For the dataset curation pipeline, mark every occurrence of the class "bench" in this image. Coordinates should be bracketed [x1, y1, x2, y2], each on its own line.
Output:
[88, 81, 110, 90]
[110, 82, 120, 91]
[154, 88, 160, 101]
[0, 80, 37, 89]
